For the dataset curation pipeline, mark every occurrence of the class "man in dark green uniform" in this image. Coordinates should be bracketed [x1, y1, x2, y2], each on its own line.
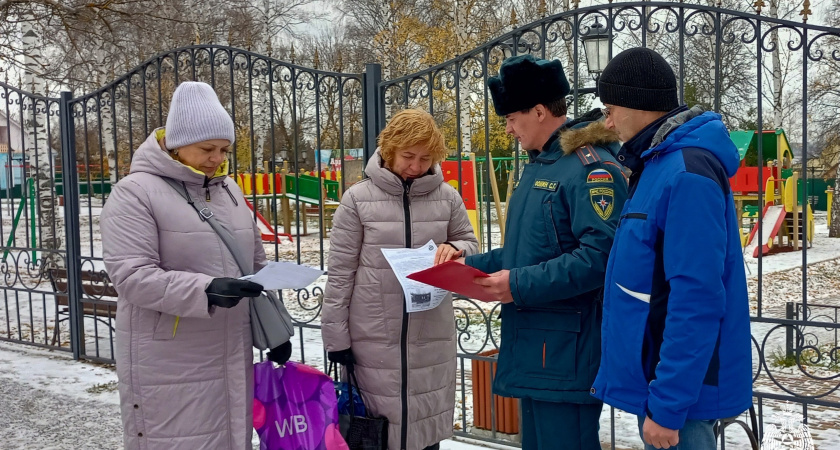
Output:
[463, 55, 628, 449]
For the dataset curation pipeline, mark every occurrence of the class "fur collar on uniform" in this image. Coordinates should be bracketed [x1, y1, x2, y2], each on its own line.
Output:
[559, 121, 620, 155]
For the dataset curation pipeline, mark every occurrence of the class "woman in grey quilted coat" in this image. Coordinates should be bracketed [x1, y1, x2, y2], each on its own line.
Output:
[322, 109, 479, 450]
[101, 81, 290, 449]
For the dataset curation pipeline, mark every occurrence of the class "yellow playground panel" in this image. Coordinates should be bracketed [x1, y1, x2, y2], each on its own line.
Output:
[741, 171, 814, 257]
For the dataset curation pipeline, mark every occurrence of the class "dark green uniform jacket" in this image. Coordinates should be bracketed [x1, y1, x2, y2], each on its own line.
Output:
[466, 119, 628, 403]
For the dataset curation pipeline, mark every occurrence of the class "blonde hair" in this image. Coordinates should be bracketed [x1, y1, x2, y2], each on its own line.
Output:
[378, 109, 447, 166]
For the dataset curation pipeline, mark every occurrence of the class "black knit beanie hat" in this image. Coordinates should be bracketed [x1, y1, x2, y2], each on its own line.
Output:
[598, 47, 679, 111]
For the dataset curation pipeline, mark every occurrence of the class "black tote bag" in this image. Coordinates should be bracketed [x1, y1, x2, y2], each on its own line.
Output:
[332, 364, 389, 450]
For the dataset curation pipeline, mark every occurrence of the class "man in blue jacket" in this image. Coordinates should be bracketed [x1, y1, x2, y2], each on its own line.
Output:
[462, 55, 628, 449]
[590, 48, 752, 449]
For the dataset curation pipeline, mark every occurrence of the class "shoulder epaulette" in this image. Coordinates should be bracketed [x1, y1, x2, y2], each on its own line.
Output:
[574, 144, 601, 166]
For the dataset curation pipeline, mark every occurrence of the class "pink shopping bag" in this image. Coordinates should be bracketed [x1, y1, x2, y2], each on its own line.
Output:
[254, 361, 349, 450]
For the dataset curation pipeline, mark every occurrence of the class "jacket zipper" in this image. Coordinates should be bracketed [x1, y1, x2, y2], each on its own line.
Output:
[203, 176, 211, 201]
[619, 212, 648, 226]
[400, 181, 411, 450]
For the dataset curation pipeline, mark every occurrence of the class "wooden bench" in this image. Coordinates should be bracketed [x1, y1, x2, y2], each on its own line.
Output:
[47, 267, 118, 347]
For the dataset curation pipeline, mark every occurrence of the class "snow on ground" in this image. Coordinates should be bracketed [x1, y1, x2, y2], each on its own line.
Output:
[6, 333, 836, 450]
[0, 340, 515, 450]
[744, 212, 840, 274]
[2, 200, 840, 448]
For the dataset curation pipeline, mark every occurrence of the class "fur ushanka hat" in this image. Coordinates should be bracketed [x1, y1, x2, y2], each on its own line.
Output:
[488, 54, 571, 116]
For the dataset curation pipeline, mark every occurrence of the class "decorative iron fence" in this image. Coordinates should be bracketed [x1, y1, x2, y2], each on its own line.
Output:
[1, 1, 839, 448]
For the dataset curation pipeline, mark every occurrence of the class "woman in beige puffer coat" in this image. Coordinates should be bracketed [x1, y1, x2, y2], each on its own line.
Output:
[322, 109, 478, 450]
[101, 82, 291, 449]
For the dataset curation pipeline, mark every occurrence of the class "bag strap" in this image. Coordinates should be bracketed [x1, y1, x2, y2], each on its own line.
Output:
[160, 177, 253, 276]
[347, 369, 364, 418]
[330, 361, 366, 419]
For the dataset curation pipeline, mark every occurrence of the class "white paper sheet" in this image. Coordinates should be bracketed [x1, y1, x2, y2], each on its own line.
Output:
[240, 261, 324, 290]
[381, 240, 449, 313]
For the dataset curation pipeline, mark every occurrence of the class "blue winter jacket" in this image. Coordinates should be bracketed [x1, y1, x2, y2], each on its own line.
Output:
[591, 107, 752, 430]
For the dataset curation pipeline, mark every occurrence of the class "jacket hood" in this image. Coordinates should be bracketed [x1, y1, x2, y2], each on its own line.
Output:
[129, 128, 229, 185]
[560, 121, 620, 155]
[364, 148, 444, 196]
[643, 107, 740, 177]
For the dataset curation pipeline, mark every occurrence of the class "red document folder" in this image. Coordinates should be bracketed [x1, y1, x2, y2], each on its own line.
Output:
[406, 261, 494, 301]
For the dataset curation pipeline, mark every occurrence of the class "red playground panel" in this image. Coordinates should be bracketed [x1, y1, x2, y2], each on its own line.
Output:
[441, 160, 477, 210]
[729, 167, 778, 194]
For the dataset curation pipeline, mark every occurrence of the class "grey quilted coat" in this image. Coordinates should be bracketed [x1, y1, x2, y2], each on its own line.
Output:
[101, 129, 263, 449]
[322, 149, 478, 450]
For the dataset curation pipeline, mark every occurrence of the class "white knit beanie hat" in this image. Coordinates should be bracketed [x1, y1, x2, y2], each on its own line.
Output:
[164, 81, 235, 149]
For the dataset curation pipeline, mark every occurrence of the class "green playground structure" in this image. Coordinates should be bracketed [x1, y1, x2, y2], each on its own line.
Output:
[3, 177, 38, 262]
[233, 172, 341, 203]
[54, 172, 113, 196]
[729, 129, 830, 211]
[446, 153, 528, 203]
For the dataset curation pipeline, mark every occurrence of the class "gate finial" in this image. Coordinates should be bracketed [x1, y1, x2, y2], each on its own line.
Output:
[753, 0, 765, 14]
[538, 0, 547, 18]
[800, 0, 812, 22]
[510, 7, 518, 28]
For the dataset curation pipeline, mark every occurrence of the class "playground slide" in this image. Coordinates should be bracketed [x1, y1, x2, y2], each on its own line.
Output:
[744, 204, 786, 258]
[244, 198, 293, 244]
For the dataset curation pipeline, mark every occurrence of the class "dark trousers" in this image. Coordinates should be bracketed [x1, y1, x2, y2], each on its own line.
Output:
[422, 444, 439, 450]
[520, 398, 603, 450]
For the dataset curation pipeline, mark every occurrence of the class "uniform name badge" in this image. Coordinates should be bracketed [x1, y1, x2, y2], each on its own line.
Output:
[533, 179, 559, 191]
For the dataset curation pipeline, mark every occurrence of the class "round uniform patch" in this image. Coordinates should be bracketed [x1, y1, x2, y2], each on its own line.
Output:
[587, 169, 613, 184]
[590, 187, 614, 220]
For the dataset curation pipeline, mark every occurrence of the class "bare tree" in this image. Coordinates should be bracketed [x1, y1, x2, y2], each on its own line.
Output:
[809, 0, 840, 236]
[19, 8, 62, 256]
[1, 0, 323, 92]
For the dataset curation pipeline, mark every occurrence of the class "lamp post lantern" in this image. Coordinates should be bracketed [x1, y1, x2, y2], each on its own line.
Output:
[582, 19, 611, 75]
[580, 19, 611, 96]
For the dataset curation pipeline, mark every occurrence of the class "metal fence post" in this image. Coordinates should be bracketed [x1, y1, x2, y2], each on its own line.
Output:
[786, 301, 795, 360]
[59, 91, 84, 360]
[362, 63, 384, 164]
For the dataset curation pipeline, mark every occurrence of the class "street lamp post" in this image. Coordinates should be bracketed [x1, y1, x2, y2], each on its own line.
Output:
[497, 20, 609, 96]
[578, 19, 611, 96]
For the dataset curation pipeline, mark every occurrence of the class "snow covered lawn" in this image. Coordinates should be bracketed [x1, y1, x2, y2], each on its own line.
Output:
[2, 203, 840, 449]
[0, 341, 515, 450]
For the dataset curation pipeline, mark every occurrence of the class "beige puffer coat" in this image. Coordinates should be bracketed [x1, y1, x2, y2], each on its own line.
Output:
[322, 149, 478, 450]
[101, 130, 262, 449]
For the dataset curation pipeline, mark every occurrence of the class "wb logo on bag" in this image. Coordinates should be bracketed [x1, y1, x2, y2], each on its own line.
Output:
[275, 415, 308, 437]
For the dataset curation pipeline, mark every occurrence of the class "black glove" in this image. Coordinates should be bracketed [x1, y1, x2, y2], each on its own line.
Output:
[205, 278, 263, 309]
[267, 341, 293, 365]
[327, 348, 356, 370]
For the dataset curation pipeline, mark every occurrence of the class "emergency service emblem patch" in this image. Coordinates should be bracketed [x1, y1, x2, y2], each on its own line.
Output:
[590, 187, 614, 220]
[586, 168, 613, 184]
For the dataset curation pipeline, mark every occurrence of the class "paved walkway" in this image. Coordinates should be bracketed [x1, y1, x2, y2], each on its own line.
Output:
[0, 373, 123, 449]
[0, 341, 514, 450]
